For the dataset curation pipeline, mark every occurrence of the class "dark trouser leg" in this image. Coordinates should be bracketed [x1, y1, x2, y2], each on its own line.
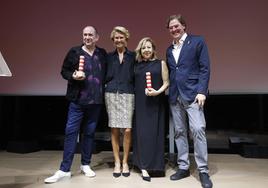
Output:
[81, 104, 102, 165]
[60, 102, 83, 172]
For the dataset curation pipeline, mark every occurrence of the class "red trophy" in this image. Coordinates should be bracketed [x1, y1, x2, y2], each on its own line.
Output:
[75, 55, 85, 78]
[146, 72, 152, 88]
[78, 55, 85, 71]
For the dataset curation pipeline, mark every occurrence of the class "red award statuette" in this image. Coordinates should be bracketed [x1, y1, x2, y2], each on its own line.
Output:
[146, 72, 152, 88]
[78, 55, 85, 71]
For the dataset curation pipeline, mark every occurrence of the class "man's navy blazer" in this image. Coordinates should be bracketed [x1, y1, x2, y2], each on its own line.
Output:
[166, 35, 210, 104]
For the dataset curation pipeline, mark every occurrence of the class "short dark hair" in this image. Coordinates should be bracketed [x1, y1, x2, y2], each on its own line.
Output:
[83, 26, 98, 36]
[166, 14, 187, 30]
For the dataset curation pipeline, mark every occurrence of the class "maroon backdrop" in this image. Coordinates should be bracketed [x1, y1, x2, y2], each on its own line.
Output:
[1, 0, 268, 95]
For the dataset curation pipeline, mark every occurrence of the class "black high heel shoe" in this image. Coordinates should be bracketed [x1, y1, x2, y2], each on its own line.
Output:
[141, 170, 151, 182]
[122, 172, 130, 177]
[113, 163, 121, 178]
[142, 175, 151, 182]
[113, 172, 121, 177]
[122, 163, 130, 177]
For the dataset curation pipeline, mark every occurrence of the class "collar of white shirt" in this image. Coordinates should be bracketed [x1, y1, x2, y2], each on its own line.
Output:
[173, 33, 188, 47]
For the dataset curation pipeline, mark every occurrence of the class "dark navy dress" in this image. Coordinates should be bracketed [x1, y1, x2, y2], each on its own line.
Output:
[133, 59, 165, 174]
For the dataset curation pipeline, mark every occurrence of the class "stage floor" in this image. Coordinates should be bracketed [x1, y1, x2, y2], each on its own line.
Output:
[0, 151, 268, 188]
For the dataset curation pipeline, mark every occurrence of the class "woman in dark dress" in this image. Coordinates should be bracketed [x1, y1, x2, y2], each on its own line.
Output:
[133, 37, 169, 181]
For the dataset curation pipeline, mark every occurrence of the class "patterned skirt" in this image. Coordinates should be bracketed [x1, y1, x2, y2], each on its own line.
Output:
[105, 92, 134, 128]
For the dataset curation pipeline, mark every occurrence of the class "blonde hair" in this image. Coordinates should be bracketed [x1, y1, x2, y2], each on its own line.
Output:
[110, 26, 130, 40]
[135, 37, 157, 62]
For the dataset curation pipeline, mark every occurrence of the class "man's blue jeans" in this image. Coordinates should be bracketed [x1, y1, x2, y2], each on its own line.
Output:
[60, 102, 102, 172]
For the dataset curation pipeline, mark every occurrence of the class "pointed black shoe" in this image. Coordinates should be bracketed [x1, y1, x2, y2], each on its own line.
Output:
[122, 164, 130, 177]
[113, 172, 121, 178]
[142, 175, 151, 182]
[122, 172, 130, 177]
[113, 163, 121, 178]
[170, 169, 190, 181]
[199, 173, 213, 188]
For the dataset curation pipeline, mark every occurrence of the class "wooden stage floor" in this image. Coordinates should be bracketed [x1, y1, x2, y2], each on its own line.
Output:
[0, 151, 268, 188]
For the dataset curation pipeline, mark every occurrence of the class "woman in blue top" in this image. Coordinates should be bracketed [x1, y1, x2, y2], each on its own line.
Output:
[105, 26, 135, 177]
